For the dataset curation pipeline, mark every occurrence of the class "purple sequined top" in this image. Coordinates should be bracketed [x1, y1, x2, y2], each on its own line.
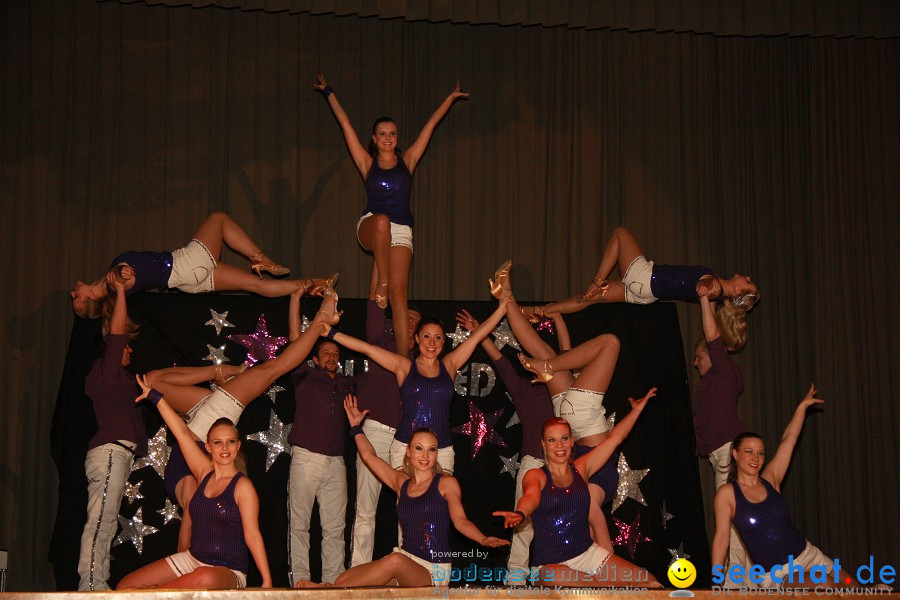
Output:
[650, 264, 722, 302]
[107, 251, 174, 296]
[363, 156, 413, 227]
[84, 334, 147, 456]
[731, 478, 807, 570]
[397, 474, 452, 563]
[531, 464, 594, 566]
[493, 356, 553, 459]
[190, 471, 249, 574]
[396, 360, 454, 448]
[354, 301, 402, 427]
[694, 337, 746, 455]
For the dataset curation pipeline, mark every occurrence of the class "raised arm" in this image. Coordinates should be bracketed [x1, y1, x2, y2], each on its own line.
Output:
[711, 485, 736, 569]
[134, 376, 211, 482]
[344, 394, 408, 494]
[324, 323, 411, 385]
[761, 384, 824, 490]
[699, 294, 720, 341]
[288, 288, 303, 341]
[441, 476, 510, 548]
[106, 271, 129, 335]
[576, 388, 656, 478]
[456, 309, 502, 361]
[444, 299, 510, 374]
[235, 478, 272, 587]
[493, 467, 544, 528]
[314, 73, 372, 177]
[403, 81, 469, 174]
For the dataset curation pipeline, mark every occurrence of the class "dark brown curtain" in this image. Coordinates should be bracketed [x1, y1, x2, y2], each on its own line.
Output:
[0, 0, 897, 590]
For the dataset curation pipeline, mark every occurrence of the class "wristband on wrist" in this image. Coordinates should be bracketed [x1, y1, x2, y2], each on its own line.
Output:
[349, 424, 364, 438]
[321, 85, 334, 98]
[148, 389, 164, 406]
[513, 509, 526, 520]
[326, 327, 338, 339]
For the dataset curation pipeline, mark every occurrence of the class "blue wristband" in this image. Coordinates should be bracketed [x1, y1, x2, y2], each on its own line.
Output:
[349, 424, 364, 438]
[321, 85, 334, 98]
[326, 327, 338, 339]
[148, 389, 163, 406]
[514, 510, 526, 520]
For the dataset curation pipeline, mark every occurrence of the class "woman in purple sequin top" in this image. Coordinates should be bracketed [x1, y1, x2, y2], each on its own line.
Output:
[294, 395, 509, 588]
[314, 72, 468, 354]
[528, 226, 759, 351]
[712, 385, 857, 588]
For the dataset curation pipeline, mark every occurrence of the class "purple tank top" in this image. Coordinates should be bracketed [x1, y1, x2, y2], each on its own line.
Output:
[189, 471, 249, 573]
[396, 360, 455, 447]
[650, 264, 722, 302]
[363, 156, 413, 227]
[397, 474, 452, 563]
[731, 478, 806, 570]
[108, 250, 174, 296]
[531, 464, 594, 566]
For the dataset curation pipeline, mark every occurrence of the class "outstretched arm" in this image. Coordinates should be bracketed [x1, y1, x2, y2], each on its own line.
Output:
[403, 81, 469, 174]
[314, 73, 371, 177]
[324, 323, 411, 385]
[442, 476, 510, 547]
[456, 309, 502, 361]
[134, 376, 210, 482]
[577, 388, 657, 477]
[762, 384, 824, 490]
[444, 299, 510, 374]
[344, 394, 408, 494]
[699, 294, 720, 341]
[493, 468, 544, 528]
[106, 272, 129, 335]
[288, 288, 304, 341]
[235, 478, 272, 587]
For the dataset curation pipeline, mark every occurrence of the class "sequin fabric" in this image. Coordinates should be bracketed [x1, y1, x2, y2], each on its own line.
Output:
[531, 464, 593, 566]
[189, 471, 249, 573]
[731, 478, 806, 570]
[397, 475, 451, 563]
[108, 250, 174, 296]
[363, 156, 414, 226]
[650, 263, 721, 302]
[396, 360, 454, 447]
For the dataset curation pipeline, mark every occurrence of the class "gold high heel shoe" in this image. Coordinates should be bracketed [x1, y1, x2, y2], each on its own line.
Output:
[316, 286, 343, 326]
[300, 273, 340, 295]
[521, 305, 545, 324]
[374, 280, 389, 310]
[517, 353, 553, 383]
[250, 252, 291, 278]
[488, 259, 512, 300]
[578, 278, 609, 302]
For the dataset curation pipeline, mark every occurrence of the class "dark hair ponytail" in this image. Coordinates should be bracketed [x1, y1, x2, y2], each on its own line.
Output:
[727, 432, 764, 481]
[367, 117, 402, 156]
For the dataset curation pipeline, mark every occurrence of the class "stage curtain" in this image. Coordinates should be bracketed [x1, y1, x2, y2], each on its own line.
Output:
[100, 0, 900, 38]
[0, 0, 897, 589]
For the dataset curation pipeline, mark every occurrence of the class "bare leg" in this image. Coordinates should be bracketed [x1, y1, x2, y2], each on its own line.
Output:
[588, 487, 613, 553]
[506, 297, 574, 397]
[357, 214, 392, 306]
[388, 245, 412, 354]
[213, 263, 313, 297]
[593, 227, 646, 286]
[538, 555, 661, 588]
[191, 211, 263, 261]
[330, 552, 433, 587]
[146, 365, 242, 388]
[117, 557, 179, 589]
[159, 566, 239, 589]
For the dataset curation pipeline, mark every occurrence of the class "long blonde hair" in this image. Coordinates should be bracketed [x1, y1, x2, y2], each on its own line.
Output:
[716, 292, 759, 352]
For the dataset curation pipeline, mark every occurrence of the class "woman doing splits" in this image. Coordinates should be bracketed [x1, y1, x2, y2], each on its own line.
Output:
[526, 227, 759, 351]
[117, 383, 271, 588]
[314, 73, 468, 353]
[494, 390, 662, 588]
[320, 293, 510, 475]
[295, 395, 509, 588]
[712, 385, 858, 589]
[71, 211, 334, 319]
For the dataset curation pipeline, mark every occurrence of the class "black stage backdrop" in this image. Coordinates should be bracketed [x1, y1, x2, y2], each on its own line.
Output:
[49, 292, 709, 588]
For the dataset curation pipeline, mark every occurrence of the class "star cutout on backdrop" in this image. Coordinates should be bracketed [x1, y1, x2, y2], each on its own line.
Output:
[203, 344, 229, 365]
[612, 512, 652, 558]
[612, 453, 650, 512]
[157, 498, 181, 525]
[667, 543, 691, 565]
[661, 501, 674, 529]
[499, 453, 521, 478]
[131, 426, 171, 478]
[536, 318, 555, 334]
[491, 319, 521, 351]
[452, 402, 508, 460]
[446, 325, 470, 349]
[227, 314, 288, 365]
[505, 408, 521, 427]
[204, 309, 235, 336]
[605, 411, 617, 431]
[113, 507, 158, 554]
[247, 410, 293, 471]
[300, 315, 310, 333]
[265, 384, 286, 403]
[122, 480, 144, 505]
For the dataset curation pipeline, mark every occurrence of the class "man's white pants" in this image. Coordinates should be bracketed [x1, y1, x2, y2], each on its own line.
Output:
[350, 419, 396, 567]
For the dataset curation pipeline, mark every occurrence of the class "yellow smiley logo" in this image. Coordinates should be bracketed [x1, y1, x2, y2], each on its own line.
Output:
[667, 558, 697, 588]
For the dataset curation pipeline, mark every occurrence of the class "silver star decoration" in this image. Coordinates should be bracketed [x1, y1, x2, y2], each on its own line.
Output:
[122, 480, 144, 505]
[661, 501, 674, 529]
[605, 411, 617, 431]
[612, 453, 649, 512]
[157, 498, 181, 525]
[499, 453, 521, 478]
[506, 408, 521, 427]
[113, 507, 158, 554]
[203, 344, 229, 365]
[205, 309, 235, 336]
[491, 318, 521, 351]
[132, 426, 171, 478]
[266, 384, 286, 403]
[667, 543, 691, 565]
[300, 315, 311, 333]
[446, 325, 470, 349]
[247, 410, 293, 471]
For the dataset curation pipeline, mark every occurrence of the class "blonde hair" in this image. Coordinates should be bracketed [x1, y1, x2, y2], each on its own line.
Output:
[100, 295, 140, 340]
[715, 292, 759, 352]
[76, 296, 104, 320]
[401, 428, 446, 477]
[208, 418, 247, 475]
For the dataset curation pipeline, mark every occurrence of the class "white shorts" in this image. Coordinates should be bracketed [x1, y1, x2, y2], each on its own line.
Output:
[551, 388, 609, 441]
[759, 541, 836, 589]
[621, 255, 657, 305]
[185, 387, 245, 439]
[538, 543, 612, 577]
[165, 550, 247, 588]
[357, 212, 414, 252]
[168, 239, 217, 293]
[394, 547, 451, 587]
[389, 439, 454, 474]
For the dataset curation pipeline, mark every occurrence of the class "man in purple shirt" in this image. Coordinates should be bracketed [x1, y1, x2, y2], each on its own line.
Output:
[693, 293, 751, 581]
[287, 293, 354, 585]
[78, 276, 147, 590]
